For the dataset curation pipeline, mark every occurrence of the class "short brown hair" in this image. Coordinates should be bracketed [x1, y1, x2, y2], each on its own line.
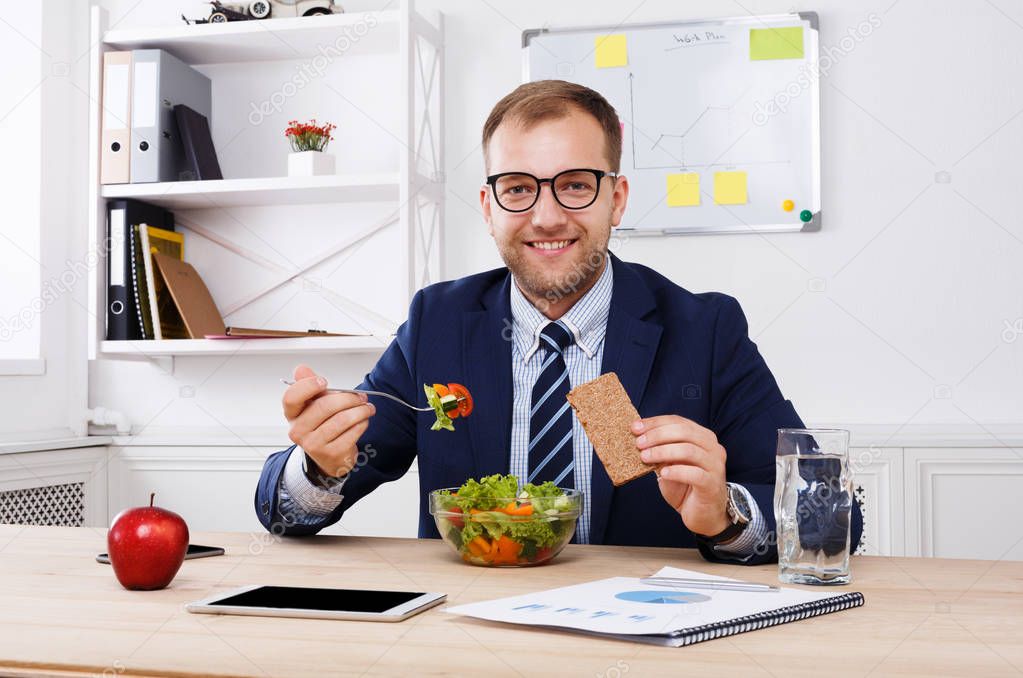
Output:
[482, 80, 622, 173]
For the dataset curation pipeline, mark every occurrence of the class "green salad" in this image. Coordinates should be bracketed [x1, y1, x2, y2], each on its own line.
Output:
[432, 474, 579, 565]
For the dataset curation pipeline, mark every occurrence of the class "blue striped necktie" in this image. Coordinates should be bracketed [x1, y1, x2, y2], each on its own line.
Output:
[527, 320, 575, 488]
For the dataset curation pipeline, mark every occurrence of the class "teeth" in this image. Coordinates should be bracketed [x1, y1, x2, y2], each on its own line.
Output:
[532, 240, 571, 250]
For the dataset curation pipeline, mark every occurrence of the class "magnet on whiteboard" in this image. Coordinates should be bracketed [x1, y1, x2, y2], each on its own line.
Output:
[799, 209, 813, 222]
[782, 199, 795, 212]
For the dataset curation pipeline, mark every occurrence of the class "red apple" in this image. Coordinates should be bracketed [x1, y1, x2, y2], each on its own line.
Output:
[108, 493, 189, 591]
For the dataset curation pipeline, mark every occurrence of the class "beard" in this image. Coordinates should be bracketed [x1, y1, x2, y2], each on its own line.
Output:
[495, 224, 611, 312]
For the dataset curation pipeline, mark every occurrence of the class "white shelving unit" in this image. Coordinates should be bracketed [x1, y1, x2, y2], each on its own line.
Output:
[100, 173, 402, 209]
[85, 2, 445, 366]
[99, 335, 391, 357]
[102, 10, 405, 62]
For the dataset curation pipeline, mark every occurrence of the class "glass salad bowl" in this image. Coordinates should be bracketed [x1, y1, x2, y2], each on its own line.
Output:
[429, 475, 582, 567]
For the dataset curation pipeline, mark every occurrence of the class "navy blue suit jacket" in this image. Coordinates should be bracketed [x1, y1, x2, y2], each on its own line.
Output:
[255, 254, 862, 564]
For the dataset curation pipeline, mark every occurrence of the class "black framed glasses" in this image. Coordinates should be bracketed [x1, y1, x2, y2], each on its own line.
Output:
[486, 169, 618, 213]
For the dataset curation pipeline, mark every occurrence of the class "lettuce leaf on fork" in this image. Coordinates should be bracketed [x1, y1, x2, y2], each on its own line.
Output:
[423, 384, 454, 431]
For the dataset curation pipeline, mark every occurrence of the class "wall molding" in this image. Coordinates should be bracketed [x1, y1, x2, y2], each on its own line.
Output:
[904, 449, 1023, 558]
[850, 446, 904, 557]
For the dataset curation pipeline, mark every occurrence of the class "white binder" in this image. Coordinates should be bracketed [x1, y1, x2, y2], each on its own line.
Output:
[100, 51, 132, 185]
[130, 49, 212, 184]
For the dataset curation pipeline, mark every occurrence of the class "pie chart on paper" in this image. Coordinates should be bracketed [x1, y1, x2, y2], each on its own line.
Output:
[615, 590, 712, 604]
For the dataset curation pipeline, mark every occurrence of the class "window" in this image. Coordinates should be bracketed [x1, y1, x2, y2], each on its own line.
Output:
[0, 3, 43, 371]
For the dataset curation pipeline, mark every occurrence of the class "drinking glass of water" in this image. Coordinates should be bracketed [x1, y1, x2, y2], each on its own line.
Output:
[774, 428, 853, 585]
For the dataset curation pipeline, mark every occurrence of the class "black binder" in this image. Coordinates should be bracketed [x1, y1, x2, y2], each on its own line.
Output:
[105, 199, 174, 340]
[174, 104, 222, 181]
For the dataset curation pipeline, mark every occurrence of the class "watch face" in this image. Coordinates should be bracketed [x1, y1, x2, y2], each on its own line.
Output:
[727, 485, 751, 524]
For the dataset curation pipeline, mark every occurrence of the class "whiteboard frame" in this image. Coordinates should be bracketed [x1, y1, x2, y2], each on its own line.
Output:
[522, 12, 822, 237]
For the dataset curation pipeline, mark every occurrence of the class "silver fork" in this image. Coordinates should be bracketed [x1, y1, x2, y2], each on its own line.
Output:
[280, 379, 459, 412]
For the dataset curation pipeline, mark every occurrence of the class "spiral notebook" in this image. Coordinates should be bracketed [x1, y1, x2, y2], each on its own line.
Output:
[445, 565, 864, 647]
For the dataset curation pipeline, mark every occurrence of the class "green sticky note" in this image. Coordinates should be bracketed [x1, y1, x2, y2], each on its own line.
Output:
[713, 171, 748, 205]
[595, 34, 628, 68]
[666, 173, 700, 207]
[749, 26, 804, 60]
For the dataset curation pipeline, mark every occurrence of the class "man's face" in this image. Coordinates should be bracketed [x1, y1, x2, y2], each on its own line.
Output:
[480, 109, 628, 308]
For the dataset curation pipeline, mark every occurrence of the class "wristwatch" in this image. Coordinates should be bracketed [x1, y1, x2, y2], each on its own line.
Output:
[695, 483, 751, 546]
[303, 452, 348, 490]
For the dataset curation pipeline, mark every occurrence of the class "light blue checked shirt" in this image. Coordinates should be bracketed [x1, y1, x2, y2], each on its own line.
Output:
[279, 259, 767, 559]
[506, 260, 612, 544]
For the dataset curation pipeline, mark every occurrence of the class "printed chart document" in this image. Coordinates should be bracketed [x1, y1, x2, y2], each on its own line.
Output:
[445, 566, 864, 646]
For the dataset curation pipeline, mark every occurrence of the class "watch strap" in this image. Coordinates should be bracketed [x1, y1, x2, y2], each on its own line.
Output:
[694, 519, 747, 546]
[694, 483, 751, 546]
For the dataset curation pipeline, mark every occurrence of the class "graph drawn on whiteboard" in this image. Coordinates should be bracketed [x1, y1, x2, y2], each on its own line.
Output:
[523, 13, 821, 235]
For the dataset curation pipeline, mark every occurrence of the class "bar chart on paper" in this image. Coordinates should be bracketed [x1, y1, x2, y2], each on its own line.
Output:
[524, 13, 822, 234]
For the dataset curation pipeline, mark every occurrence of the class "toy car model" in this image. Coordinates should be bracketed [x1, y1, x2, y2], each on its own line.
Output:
[182, 1, 252, 24]
[246, 0, 340, 19]
[182, 0, 339, 25]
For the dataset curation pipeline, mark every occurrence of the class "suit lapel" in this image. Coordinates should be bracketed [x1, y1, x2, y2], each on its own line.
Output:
[464, 273, 514, 477]
[588, 255, 663, 544]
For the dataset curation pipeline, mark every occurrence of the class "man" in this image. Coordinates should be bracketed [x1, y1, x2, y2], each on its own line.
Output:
[255, 80, 862, 564]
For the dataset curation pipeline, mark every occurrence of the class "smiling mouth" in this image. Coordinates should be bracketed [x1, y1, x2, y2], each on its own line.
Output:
[527, 239, 577, 251]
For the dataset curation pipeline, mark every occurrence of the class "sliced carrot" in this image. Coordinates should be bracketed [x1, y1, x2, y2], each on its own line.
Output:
[498, 501, 534, 517]
[510, 503, 534, 517]
[492, 535, 522, 564]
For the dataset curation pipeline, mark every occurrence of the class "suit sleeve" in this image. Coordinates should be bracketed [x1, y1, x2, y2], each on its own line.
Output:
[254, 291, 423, 536]
[698, 295, 863, 565]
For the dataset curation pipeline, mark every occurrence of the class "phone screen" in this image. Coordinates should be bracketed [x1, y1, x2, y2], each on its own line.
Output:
[208, 586, 425, 613]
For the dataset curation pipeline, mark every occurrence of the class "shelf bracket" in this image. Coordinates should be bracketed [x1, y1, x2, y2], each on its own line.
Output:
[175, 212, 400, 336]
[97, 350, 175, 375]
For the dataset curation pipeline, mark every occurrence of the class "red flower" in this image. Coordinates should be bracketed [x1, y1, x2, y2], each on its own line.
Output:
[284, 119, 337, 152]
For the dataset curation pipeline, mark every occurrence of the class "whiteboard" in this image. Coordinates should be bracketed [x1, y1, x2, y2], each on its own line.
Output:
[523, 13, 821, 235]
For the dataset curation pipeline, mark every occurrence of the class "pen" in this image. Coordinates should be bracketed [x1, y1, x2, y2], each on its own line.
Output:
[640, 576, 780, 593]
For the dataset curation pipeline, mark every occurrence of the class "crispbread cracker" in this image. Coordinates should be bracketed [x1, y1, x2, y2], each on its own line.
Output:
[567, 372, 654, 486]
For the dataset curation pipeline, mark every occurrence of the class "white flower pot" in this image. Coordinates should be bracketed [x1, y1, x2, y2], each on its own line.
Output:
[288, 150, 335, 177]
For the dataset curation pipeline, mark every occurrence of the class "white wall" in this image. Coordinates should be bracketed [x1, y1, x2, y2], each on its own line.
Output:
[431, 0, 1023, 431]
[81, 0, 1021, 445]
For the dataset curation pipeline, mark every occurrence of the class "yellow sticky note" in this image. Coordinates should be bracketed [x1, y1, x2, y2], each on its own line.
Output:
[666, 173, 700, 207]
[749, 26, 804, 60]
[714, 171, 748, 205]
[595, 34, 628, 68]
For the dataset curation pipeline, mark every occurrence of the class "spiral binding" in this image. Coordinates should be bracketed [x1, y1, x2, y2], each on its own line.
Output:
[668, 592, 865, 646]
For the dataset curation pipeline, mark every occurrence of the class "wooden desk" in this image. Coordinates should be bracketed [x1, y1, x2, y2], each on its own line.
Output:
[0, 526, 1020, 677]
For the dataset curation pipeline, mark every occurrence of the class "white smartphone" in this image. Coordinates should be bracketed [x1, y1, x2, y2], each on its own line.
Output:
[186, 585, 446, 622]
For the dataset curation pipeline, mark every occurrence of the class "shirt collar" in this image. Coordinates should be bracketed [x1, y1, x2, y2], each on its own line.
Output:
[510, 257, 614, 362]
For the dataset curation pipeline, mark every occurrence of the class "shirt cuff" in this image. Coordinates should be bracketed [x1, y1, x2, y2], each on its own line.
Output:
[713, 483, 768, 560]
[280, 446, 346, 517]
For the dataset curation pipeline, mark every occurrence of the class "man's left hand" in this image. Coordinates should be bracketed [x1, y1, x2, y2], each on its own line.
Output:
[632, 415, 730, 538]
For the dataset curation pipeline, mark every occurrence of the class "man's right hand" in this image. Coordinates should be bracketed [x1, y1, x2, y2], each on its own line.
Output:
[283, 364, 375, 479]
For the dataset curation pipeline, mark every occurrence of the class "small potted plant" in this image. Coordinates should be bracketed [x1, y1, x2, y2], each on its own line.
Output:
[285, 119, 337, 176]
